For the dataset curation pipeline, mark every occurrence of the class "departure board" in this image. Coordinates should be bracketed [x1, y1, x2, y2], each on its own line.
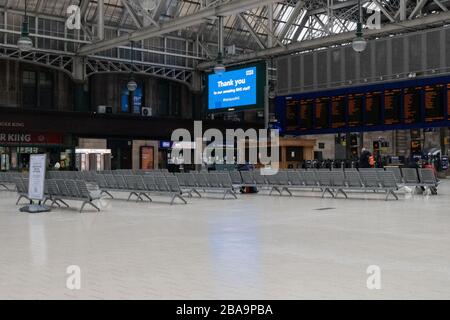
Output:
[315, 97, 329, 129]
[348, 93, 363, 127]
[448, 84, 450, 120]
[384, 89, 402, 125]
[365, 92, 382, 126]
[331, 96, 346, 128]
[424, 84, 445, 122]
[299, 99, 314, 130]
[285, 100, 298, 130]
[404, 87, 422, 124]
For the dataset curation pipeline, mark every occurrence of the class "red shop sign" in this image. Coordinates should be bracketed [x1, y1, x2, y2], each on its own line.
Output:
[0, 132, 63, 145]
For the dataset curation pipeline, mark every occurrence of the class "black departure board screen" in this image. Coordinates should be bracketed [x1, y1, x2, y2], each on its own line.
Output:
[285, 100, 298, 131]
[299, 99, 314, 130]
[384, 89, 402, 125]
[348, 93, 363, 127]
[315, 97, 329, 129]
[365, 92, 382, 125]
[448, 84, 450, 121]
[331, 96, 346, 128]
[424, 84, 445, 122]
[404, 87, 422, 124]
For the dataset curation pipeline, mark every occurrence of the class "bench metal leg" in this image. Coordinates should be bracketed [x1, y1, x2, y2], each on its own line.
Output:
[57, 199, 70, 207]
[334, 188, 348, 199]
[80, 201, 100, 213]
[191, 189, 202, 198]
[127, 192, 139, 201]
[269, 186, 282, 196]
[321, 187, 335, 198]
[16, 195, 29, 205]
[50, 199, 62, 208]
[101, 190, 114, 199]
[222, 189, 237, 200]
[170, 193, 187, 205]
[385, 189, 398, 201]
[0, 183, 10, 191]
[139, 193, 152, 202]
[281, 187, 292, 196]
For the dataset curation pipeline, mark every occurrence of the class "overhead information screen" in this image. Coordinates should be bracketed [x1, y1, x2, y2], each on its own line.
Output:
[208, 66, 257, 110]
[277, 75, 450, 135]
[348, 93, 363, 127]
[448, 84, 450, 120]
[404, 87, 422, 124]
[285, 100, 298, 131]
[384, 89, 402, 125]
[365, 92, 382, 126]
[299, 99, 314, 130]
[424, 84, 445, 122]
[331, 96, 346, 128]
[315, 97, 329, 129]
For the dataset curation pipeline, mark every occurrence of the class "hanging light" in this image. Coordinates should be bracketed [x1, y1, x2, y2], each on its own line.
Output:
[214, 53, 226, 75]
[18, 0, 33, 51]
[214, 16, 226, 75]
[352, 0, 367, 53]
[127, 76, 137, 92]
[127, 40, 137, 92]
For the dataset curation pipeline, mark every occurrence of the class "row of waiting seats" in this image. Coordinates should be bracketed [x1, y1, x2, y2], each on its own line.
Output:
[94, 174, 187, 205]
[233, 168, 438, 200]
[237, 169, 400, 200]
[174, 172, 237, 200]
[15, 177, 100, 213]
[0, 172, 26, 190]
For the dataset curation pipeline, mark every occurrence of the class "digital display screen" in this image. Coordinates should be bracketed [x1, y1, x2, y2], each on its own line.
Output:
[285, 100, 298, 131]
[278, 78, 450, 134]
[404, 87, 422, 124]
[299, 99, 314, 130]
[315, 97, 329, 129]
[424, 84, 445, 122]
[365, 92, 382, 126]
[331, 96, 346, 128]
[348, 94, 363, 127]
[121, 86, 143, 113]
[384, 89, 402, 125]
[448, 84, 450, 121]
[208, 67, 257, 110]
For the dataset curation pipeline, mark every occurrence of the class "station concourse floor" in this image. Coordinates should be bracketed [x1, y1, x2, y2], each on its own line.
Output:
[0, 181, 450, 300]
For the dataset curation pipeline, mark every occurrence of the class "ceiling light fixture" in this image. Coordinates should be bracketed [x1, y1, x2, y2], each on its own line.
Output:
[18, 0, 33, 52]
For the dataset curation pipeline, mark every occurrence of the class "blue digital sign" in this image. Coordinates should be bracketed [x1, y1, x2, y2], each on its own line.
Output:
[121, 86, 143, 113]
[208, 66, 257, 110]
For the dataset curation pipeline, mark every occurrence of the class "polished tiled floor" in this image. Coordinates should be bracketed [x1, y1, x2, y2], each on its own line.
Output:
[1, 182, 450, 299]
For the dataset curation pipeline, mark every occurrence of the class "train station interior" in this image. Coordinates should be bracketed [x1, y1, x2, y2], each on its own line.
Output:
[1, 0, 450, 300]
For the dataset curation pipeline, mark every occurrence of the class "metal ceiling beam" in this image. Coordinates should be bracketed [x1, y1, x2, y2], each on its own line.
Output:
[409, 0, 428, 19]
[278, 1, 305, 42]
[238, 13, 267, 49]
[77, 0, 279, 55]
[121, 0, 144, 28]
[152, 0, 167, 21]
[197, 10, 450, 69]
[371, 0, 395, 23]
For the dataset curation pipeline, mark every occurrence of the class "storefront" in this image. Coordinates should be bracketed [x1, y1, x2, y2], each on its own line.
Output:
[0, 132, 72, 171]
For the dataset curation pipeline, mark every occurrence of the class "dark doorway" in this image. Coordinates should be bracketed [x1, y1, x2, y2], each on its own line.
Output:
[107, 139, 132, 170]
